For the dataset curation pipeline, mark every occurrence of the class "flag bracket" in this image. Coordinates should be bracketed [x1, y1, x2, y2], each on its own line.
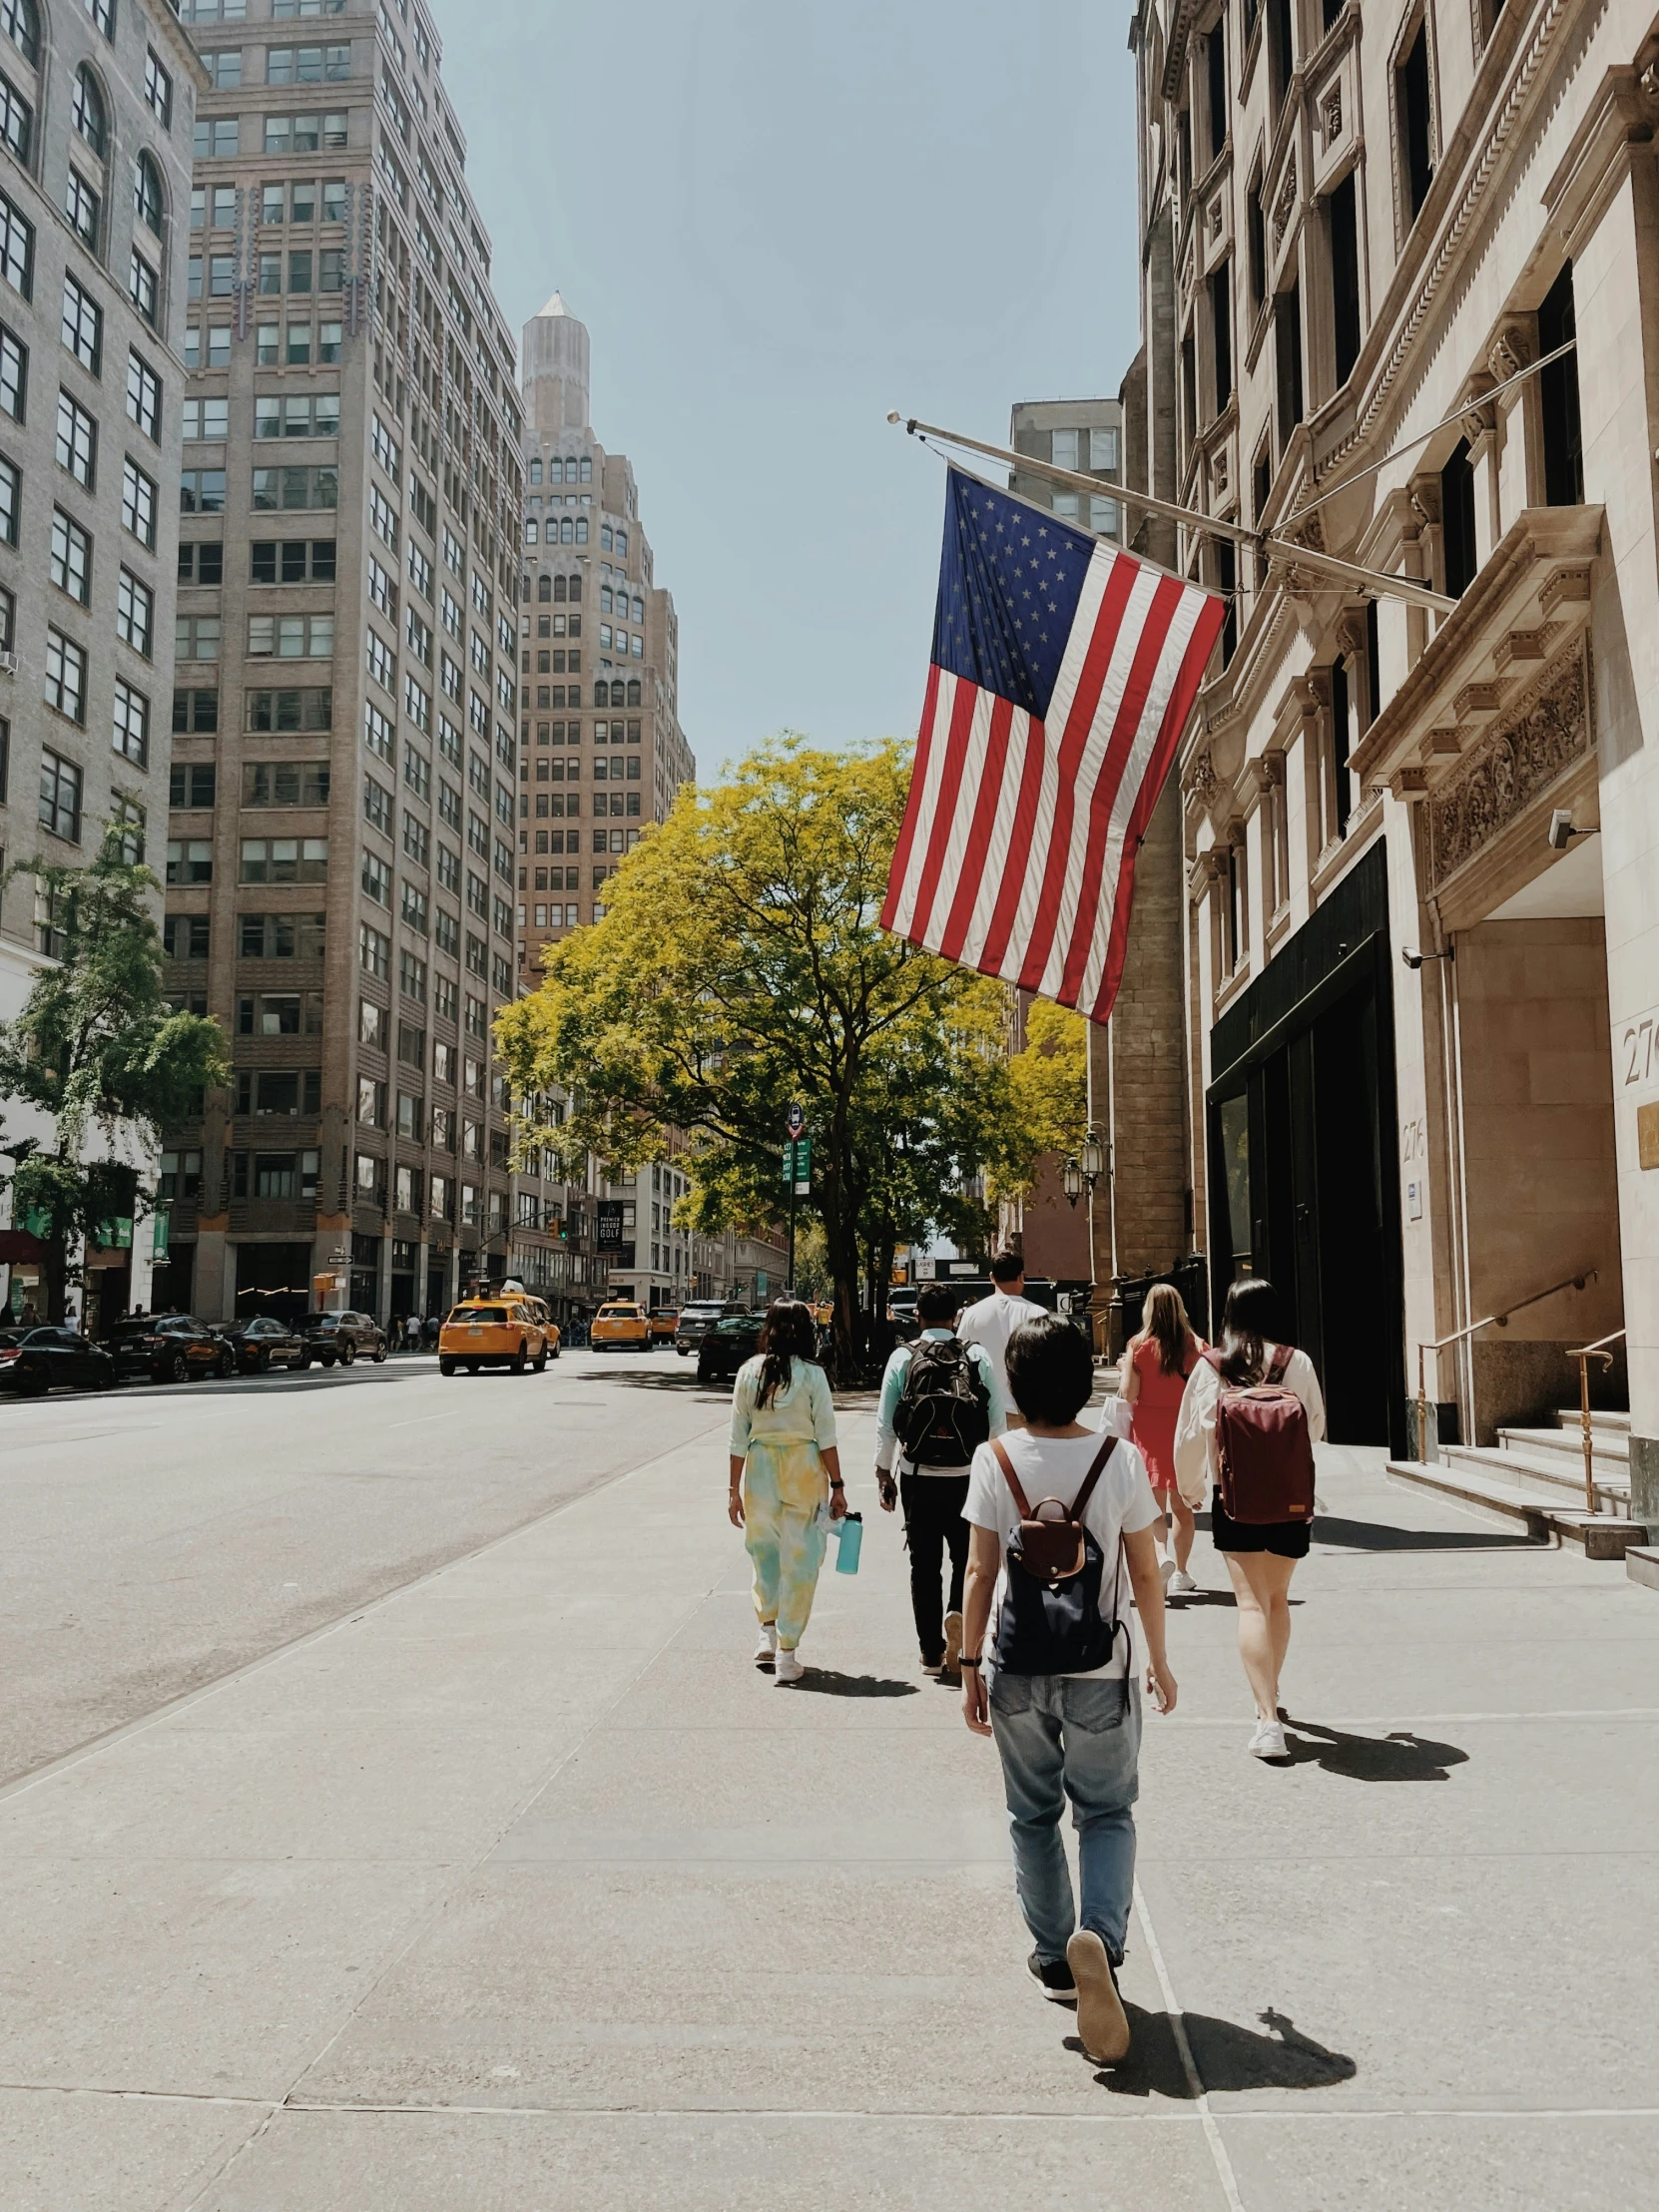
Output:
[889, 412, 1457, 617]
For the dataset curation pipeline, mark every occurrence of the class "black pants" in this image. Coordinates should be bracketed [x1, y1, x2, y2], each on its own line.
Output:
[901, 1471, 971, 1662]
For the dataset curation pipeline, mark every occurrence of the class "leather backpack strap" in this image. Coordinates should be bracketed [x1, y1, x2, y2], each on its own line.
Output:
[991, 1439, 1032, 1519]
[1067, 1434, 1117, 1525]
[1201, 1347, 1225, 1377]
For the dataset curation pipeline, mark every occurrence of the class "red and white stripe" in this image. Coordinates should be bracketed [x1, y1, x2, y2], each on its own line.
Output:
[881, 539, 1225, 1024]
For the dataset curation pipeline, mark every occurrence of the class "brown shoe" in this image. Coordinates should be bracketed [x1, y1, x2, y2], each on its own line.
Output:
[1066, 1931, 1130, 2063]
[942, 1610, 964, 1674]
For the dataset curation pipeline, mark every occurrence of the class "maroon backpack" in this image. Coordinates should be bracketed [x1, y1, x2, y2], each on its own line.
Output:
[1203, 1346, 1316, 1524]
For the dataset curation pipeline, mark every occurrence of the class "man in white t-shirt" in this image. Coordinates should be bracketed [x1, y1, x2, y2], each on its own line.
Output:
[959, 1313, 1177, 2069]
[956, 1249, 1046, 1414]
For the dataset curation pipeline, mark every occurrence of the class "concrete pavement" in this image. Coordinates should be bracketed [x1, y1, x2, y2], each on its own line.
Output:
[1, 1373, 1656, 2209]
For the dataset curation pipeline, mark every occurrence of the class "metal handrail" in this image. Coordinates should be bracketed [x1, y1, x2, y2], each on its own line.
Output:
[1565, 1328, 1626, 1515]
[1414, 1269, 1596, 1464]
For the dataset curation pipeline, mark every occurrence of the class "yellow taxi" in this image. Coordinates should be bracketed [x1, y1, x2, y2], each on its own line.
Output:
[438, 1296, 552, 1377]
[649, 1307, 679, 1347]
[591, 1301, 651, 1353]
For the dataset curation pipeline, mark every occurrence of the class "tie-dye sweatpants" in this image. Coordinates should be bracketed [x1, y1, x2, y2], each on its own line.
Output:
[743, 1436, 829, 1648]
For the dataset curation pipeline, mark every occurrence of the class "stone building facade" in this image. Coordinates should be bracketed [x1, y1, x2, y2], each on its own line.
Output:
[0, 0, 203, 1332]
[1131, 0, 1659, 1494]
[157, 0, 525, 1331]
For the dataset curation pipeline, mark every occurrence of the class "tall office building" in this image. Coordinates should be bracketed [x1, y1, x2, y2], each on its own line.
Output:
[507, 291, 694, 1316]
[0, 0, 203, 1333]
[157, 0, 525, 1330]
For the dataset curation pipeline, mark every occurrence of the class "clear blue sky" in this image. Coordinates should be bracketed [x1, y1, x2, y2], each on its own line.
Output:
[428, 0, 1140, 775]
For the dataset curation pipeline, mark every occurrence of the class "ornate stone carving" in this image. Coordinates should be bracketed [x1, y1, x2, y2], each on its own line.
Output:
[1487, 323, 1533, 381]
[1273, 159, 1298, 247]
[1188, 749, 1219, 800]
[1427, 645, 1591, 886]
[1213, 443, 1230, 491]
[1209, 196, 1224, 240]
[1324, 87, 1343, 142]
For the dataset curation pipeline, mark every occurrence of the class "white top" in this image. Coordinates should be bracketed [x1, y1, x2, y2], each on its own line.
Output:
[728, 1356, 838, 1456]
[955, 1290, 1047, 1406]
[964, 1427, 1158, 1680]
[1171, 1344, 1327, 1509]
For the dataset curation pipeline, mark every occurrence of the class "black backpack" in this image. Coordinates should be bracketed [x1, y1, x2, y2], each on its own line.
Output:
[892, 1338, 990, 1467]
[990, 1437, 1130, 1676]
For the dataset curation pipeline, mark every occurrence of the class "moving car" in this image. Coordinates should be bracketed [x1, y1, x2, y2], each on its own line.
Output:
[106, 1314, 236, 1385]
[674, 1299, 749, 1358]
[217, 1315, 307, 1374]
[696, 1311, 766, 1385]
[295, 1311, 387, 1368]
[649, 1308, 679, 1347]
[591, 1302, 651, 1353]
[0, 1327, 117, 1395]
[438, 1297, 550, 1376]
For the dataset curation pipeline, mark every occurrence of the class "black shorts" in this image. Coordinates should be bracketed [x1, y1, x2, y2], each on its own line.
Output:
[1209, 1489, 1312, 1559]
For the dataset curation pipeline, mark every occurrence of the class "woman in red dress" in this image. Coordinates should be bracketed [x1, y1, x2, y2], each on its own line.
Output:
[1118, 1283, 1204, 1593]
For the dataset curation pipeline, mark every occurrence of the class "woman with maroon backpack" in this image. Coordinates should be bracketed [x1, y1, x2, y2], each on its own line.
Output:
[1174, 1278, 1326, 1759]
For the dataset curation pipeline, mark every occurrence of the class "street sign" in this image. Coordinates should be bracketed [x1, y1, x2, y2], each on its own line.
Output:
[786, 1102, 806, 1137]
[780, 1138, 811, 1192]
[152, 1211, 170, 1259]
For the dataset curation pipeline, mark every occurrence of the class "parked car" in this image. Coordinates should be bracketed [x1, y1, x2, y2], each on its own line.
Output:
[674, 1299, 749, 1358]
[649, 1308, 679, 1348]
[106, 1314, 235, 1385]
[438, 1297, 551, 1376]
[696, 1312, 766, 1385]
[0, 1326, 118, 1395]
[591, 1302, 651, 1353]
[295, 1311, 387, 1368]
[217, 1315, 308, 1374]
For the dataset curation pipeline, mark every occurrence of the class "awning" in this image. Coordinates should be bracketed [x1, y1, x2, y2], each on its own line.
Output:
[0, 1231, 46, 1263]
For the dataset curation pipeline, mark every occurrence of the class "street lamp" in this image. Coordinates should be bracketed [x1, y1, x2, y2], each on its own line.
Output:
[1061, 1154, 1083, 1208]
[1080, 1128, 1105, 1188]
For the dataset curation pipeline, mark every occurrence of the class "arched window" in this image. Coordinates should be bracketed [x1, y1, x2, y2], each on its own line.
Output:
[564, 457, 577, 484]
[536, 573, 551, 602]
[575, 518, 588, 544]
[594, 682, 610, 707]
[83, 0, 114, 37]
[134, 153, 163, 238]
[72, 67, 106, 159]
[626, 680, 641, 707]
[1, 0, 37, 66]
[616, 528, 628, 555]
[631, 596, 643, 622]
[579, 457, 591, 483]
[557, 517, 571, 544]
[523, 518, 538, 545]
[567, 572, 581, 602]
[600, 526, 612, 551]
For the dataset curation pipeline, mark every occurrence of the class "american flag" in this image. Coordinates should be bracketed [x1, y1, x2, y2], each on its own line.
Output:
[881, 467, 1227, 1023]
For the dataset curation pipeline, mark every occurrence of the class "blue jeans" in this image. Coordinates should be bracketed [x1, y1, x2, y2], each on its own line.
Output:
[988, 1671, 1141, 1966]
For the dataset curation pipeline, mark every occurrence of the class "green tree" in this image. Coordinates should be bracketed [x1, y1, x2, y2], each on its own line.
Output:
[986, 997, 1089, 1205]
[0, 838, 230, 1322]
[495, 736, 1014, 1373]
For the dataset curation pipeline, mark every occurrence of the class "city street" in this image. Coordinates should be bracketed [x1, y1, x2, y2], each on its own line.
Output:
[0, 1362, 1655, 2209]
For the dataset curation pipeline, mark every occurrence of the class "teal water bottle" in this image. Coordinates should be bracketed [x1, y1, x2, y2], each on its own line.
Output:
[833, 1510, 862, 1574]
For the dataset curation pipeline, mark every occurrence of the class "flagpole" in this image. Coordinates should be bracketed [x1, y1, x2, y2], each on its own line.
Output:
[889, 413, 1456, 617]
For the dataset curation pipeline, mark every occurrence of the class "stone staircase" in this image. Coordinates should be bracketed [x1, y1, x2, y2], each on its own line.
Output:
[1388, 1406, 1648, 1560]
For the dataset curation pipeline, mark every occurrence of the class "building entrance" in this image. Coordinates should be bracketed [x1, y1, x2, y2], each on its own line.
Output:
[234, 1242, 315, 1326]
[1207, 842, 1406, 1449]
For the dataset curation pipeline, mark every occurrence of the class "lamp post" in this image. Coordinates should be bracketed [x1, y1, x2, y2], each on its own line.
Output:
[1061, 1154, 1083, 1208]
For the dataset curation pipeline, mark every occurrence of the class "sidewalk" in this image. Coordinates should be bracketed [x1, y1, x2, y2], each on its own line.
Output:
[1, 1407, 1656, 2209]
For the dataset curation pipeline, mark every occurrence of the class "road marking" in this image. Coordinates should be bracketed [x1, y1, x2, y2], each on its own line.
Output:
[1133, 1879, 1247, 2210]
[387, 1407, 471, 1430]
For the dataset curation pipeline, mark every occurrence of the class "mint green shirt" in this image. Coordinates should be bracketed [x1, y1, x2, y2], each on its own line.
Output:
[873, 1329, 1007, 1475]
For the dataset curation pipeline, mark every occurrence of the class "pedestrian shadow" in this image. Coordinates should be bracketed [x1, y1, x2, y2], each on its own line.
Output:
[1281, 1715, 1469, 1782]
[1076, 2004, 1357, 2097]
[786, 1668, 920, 1699]
[1312, 1514, 1540, 1553]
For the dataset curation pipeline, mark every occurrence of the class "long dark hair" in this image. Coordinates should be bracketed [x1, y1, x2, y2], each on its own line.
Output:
[1218, 1277, 1280, 1385]
[1140, 1282, 1195, 1377]
[756, 1298, 818, 1407]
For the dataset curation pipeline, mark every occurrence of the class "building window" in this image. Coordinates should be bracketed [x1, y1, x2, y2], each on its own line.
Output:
[134, 154, 164, 240]
[110, 795, 144, 865]
[247, 685, 330, 731]
[242, 835, 327, 883]
[1267, 0, 1294, 110]
[1206, 24, 1226, 160]
[65, 169, 101, 251]
[62, 275, 102, 375]
[201, 48, 241, 88]
[1210, 264, 1232, 412]
[1328, 172, 1361, 387]
[117, 567, 154, 656]
[179, 541, 224, 585]
[176, 614, 221, 661]
[38, 744, 80, 841]
[1329, 658, 1353, 837]
[145, 48, 172, 124]
[183, 396, 229, 440]
[248, 612, 333, 658]
[2, 0, 38, 68]
[129, 252, 160, 330]
[1397, 20, 1433, 224]
[113, 677, 148, 764]
[126, 350, 161, 440]
[1274, 282, 1303, 448]
[0, 186, 31, 299]
[44, 626, 87, 721]
[194, 119, 239, 159]
[1440, 438, 1476, 598]
[179, 467, 226, 515]
[1538, 262, 1583, 507]
[71, 64, 105, 157]
[173, 687, 218, 733]
[56, 390, 96, 486]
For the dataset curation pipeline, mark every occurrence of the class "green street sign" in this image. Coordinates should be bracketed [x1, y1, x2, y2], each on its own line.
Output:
[94, 1217, 134, 1251]
[152, 1212, 171, 1259]
[780, 1138, 811, 1189]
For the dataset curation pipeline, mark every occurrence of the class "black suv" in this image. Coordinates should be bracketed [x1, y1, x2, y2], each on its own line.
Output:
[696, 1312, 766, 1385]
[675, 1299, 749, 1358]
[107, 1314, 235, 1385]
[296, 1311, 387, 1368]
[217, 1315, 308, 1374]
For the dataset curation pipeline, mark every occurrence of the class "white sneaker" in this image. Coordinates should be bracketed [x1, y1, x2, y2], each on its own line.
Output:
[1169, 1568, 1199, 1596]
[774, 1646, 804, 1683]
[1249, 1719, 1288, 1759]
[1159, 1555, 1176, 1590]
[754, 1623, 778, 1665]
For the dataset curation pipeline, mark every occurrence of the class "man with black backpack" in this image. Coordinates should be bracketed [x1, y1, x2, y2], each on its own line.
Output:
[874, 1282, 1007, 1675]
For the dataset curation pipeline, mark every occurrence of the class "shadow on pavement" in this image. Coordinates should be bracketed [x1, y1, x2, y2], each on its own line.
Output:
[1080, 2004, 1358, 2097]
[1312, 1514, 1542, 1552]
[787, 1668, 920, 1699]
[1281, 1716, 1469, 1782]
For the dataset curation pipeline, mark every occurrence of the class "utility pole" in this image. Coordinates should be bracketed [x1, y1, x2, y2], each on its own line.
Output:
[784, 1102, 808, 1297]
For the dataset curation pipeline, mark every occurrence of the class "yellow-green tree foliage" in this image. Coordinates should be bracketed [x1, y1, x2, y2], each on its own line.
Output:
[988, 997, 1089, 1201]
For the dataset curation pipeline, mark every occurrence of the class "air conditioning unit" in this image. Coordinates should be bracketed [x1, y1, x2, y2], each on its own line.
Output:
[0, 651, 17, 675]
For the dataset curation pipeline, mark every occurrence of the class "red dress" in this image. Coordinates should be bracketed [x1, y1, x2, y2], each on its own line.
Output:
[1129, 1334, 1201, 1495]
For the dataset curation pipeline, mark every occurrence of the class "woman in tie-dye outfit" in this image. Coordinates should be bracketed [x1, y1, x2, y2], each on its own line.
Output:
[729, 1301, 844, 1683]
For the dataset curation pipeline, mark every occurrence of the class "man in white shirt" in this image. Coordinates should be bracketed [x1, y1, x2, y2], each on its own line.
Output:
[956, 1249, 1045, 1412]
